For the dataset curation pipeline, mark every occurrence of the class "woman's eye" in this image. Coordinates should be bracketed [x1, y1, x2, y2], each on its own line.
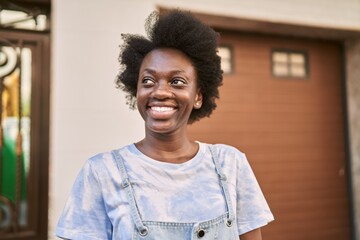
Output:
[142, 78, 155, 85]
[171, 78, 186, 85]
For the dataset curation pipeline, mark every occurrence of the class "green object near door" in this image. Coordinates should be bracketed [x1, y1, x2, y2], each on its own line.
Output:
[0, 134, 27, 203]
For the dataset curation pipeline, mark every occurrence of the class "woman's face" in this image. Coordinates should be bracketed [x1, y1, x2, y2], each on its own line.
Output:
[136, 48, 202, 135]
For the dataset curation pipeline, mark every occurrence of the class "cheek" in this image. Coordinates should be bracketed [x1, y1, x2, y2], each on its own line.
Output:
[135, 82, 141, 97]
[135, 85, 146, 100]
[135, 90, 145, 111]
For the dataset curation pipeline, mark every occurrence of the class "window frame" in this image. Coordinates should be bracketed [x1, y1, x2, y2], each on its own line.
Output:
[218, 44, 234, 75]
[271, 48, 310, 79]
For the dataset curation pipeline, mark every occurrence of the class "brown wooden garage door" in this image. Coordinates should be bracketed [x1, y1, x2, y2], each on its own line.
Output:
[188, 32, 352, 240]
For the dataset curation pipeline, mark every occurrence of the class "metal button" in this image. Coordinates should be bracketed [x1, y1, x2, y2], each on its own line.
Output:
[226, 219, 233, 227]
[197, 229, 205, 238]
[139, 226, 148, 236]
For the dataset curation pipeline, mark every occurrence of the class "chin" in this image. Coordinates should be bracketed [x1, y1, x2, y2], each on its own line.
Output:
[147, 123, 175, 134]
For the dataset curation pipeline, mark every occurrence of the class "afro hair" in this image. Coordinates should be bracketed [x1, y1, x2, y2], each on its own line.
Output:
[116, 10, 223, 123]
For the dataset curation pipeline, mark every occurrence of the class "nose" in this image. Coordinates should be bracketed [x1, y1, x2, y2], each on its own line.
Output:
[151, 81, 173, 99]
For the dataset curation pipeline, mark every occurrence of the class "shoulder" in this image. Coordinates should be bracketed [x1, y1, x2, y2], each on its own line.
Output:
[212, 143, 244, 154]
[84, 144, 132, 177]
[199, 142, 249, 171]
[205, 143, 246, 161]
[88, 144, 131, 163]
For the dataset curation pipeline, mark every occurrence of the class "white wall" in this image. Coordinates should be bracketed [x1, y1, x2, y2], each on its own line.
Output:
[155, 0, 360, 30]
[50, 0, 360, 239]
[50, 0, 153, 238]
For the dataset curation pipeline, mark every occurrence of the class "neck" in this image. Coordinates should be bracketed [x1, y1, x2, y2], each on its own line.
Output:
[135, 129, 198, 164]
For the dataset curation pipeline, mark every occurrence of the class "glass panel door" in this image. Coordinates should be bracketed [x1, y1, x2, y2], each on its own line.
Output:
[0, 40, 32, 233]
[0, 31, 50, 240]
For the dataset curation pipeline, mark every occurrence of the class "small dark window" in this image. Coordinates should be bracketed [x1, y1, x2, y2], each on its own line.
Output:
[271, 50, 308, 78]
[218, 46, 233, 74]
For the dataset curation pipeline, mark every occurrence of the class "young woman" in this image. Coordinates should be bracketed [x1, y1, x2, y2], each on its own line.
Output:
[56, 10, 274, 240]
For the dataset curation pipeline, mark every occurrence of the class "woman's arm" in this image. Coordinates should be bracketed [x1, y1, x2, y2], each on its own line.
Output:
[239, 228, 262, 240]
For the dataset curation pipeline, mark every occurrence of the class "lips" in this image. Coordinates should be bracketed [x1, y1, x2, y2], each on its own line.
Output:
[147, 105, 177, 119]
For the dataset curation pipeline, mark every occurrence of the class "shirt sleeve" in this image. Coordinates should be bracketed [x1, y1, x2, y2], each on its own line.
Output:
[55, 160, 112, 240]
[236, 152, 274, 235]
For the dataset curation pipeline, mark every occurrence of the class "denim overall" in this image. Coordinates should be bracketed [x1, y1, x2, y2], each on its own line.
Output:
[112, 145, 239, 239]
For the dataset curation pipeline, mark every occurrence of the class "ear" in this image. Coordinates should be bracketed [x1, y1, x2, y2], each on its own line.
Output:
[193, 89, 203, 109]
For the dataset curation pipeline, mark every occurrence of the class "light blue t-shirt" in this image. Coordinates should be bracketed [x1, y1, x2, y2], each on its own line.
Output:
[56, 142, 274, 239]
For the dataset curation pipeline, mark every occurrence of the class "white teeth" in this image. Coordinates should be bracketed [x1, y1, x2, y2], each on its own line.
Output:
[151, 106, 174, 112]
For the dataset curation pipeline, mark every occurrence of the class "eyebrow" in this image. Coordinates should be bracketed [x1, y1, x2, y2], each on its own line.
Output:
[142, 68, 187, 75]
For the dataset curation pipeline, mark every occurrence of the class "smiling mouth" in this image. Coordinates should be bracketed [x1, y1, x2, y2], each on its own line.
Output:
[147, 106, 177, 119]
[150, 106, 176, 112]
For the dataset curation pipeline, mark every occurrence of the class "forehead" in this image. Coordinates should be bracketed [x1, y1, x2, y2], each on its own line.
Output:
[140, 48, 195, 74]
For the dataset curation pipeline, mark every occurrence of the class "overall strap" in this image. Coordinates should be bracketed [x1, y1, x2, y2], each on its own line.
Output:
[111, 150, 149, 236]
[209, 145, 236, 224]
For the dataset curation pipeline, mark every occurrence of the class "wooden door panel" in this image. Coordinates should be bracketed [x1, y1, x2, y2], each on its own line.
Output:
[188, 32, 352, 240]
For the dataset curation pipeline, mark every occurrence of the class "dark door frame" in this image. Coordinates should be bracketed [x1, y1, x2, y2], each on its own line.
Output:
[0, 29, 50, 240]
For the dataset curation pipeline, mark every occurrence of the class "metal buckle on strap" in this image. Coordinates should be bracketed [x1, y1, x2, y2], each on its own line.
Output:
[218, 173, 227, 181]
[121, 178, 130, 188]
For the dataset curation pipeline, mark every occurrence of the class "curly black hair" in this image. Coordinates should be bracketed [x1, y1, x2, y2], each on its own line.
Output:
[116, 10, 223, 123]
